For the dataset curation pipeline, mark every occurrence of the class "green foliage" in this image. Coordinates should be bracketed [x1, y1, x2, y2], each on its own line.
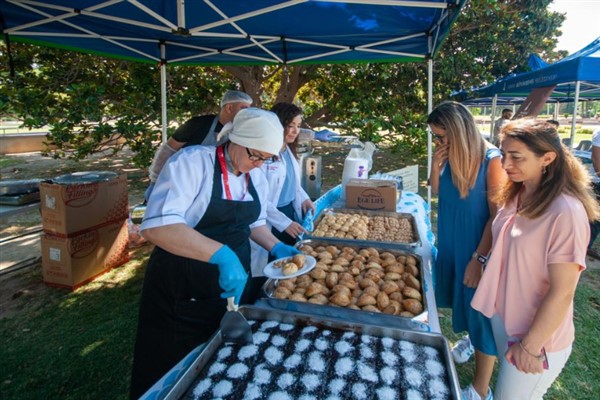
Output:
[435, 0, 565, 101]
[1, 43, 235, 167]
[0, 1, 567, 166]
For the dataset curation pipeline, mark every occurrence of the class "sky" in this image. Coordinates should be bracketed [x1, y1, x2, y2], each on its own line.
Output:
[549, 0, 600, 54]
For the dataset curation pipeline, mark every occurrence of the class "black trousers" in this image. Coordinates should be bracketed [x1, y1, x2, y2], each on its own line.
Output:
[589, 182, 600, 249]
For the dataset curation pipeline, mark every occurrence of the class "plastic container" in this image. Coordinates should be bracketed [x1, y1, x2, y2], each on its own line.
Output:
[340, 141, 376, 199]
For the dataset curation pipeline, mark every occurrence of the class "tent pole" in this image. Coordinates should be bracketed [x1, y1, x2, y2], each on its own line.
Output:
[490, 94, 498, 143]
[160, 44, 167, 144]
[427, 58, 433, 206]
[569, 81, 580, 149]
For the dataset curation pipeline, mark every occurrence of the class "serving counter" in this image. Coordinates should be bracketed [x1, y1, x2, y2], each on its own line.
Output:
[140, 179, 442, 400]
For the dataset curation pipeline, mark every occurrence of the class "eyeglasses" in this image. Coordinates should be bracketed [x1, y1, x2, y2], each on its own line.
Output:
[246, 147, 277, 163]
[428, 128, 446, 142]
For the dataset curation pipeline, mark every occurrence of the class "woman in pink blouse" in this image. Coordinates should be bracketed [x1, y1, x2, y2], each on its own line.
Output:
[472, 120, 599, 399]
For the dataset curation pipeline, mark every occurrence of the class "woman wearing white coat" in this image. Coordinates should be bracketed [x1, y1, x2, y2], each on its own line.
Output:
[249, 103, 316, 299]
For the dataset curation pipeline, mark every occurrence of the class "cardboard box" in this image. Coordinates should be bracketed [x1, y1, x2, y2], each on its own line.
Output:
[40, 173, 128, 237]
[345, 178, 399, 211]
[41, 219, 130, 290]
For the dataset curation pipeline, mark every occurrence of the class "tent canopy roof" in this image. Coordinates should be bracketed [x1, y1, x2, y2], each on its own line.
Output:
[467, 37, 600, 100]
[1, 0, 465, 66]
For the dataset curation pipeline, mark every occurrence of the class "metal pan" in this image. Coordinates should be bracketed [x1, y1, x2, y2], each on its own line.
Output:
[0, 179, 42, 196]
[309, 207, 421, 248]
[162, 306, 460, 400]
[261, 238, 431, 332]
[0, 191, 40, 206]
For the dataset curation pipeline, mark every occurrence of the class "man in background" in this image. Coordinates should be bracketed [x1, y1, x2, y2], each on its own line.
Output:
[589, 126, 600, 254]
[145, 90, 252, 199]
[493, 108, 513, 139]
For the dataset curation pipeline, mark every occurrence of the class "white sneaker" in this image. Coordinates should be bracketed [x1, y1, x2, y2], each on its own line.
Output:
[452, 335, 474, 364]
[461, 384, 493, 400]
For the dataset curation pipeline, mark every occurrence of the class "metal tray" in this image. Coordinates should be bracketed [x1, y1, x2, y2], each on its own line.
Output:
[0, 191, 40, 206]
[52, 170, 118, 184]
[0, 179, 42, 196]
[261, 238, 431, 332]
[309, 207, 421, 248]
[162, 306, 460, 400]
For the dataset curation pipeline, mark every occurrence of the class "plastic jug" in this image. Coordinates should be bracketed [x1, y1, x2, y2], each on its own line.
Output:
[340, 141, 376, 198]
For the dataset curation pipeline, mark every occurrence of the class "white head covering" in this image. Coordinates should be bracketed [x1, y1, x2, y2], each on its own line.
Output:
[220, 90, 253, 107]
[219, 108, 283, 155]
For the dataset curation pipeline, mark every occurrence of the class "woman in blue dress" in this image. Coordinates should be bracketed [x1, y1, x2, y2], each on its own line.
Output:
[428, 102, 506, 400]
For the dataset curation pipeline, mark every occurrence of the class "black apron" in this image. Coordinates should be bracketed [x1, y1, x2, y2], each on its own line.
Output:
[130, 146, 260, 399]
[271, 202, 297, 246]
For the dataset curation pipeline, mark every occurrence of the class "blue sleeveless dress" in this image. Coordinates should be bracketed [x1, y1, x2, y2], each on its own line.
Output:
[434, 147, 499, 356]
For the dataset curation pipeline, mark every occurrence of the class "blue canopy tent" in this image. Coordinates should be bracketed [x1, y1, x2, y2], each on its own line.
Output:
[464, 37, 600, 144]
[1, 0, 466, 203]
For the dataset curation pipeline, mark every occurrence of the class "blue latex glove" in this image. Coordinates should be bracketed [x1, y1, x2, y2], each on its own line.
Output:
[270, 242, 301, 259]
[314, 129, 337, 142]
[143, 182, 156, 203]
[209, 245, 248, 305]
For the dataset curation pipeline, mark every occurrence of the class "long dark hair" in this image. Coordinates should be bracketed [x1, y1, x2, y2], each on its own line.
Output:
[270, 102, 303, 157]
[495, 119, 599, 220]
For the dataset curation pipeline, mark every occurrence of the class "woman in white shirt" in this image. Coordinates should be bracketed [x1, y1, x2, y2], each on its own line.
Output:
[249, 103, 316, 299]
[130, 108, 300, 399]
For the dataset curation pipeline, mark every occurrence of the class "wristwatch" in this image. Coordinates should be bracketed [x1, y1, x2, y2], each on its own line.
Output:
[472, 251, 487, 264]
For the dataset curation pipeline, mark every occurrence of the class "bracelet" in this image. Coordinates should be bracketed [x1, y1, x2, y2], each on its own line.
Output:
[519, 341, 545, 361]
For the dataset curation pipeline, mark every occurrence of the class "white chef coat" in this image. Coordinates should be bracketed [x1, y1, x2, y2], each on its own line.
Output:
[140, 145, 269, 233]
[249, 144, 311, 276]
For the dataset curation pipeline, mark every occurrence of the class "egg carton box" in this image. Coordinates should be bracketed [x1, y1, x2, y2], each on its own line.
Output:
[41, 219, 129, 290]
[40, 173, 128, 237]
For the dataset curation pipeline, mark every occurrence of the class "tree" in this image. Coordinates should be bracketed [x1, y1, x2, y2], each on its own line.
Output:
[434, 0, 566, 99]
[1, 43, 235, 166]
[1, 0, 567, 165]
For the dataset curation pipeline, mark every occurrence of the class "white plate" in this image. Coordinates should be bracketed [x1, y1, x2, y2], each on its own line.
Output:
[263, 255, 317, 280]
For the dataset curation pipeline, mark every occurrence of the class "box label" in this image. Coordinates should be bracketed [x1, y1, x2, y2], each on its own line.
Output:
[45, 194, 56, 210]
[63, 184, 99, 207]
[69, 231, 100, 258]
[49, 247, 61, 261]
[356, 188, 387, 209]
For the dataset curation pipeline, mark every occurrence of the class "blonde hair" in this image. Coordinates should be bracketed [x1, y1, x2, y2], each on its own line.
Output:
[496, 119, 600, 221]
[427, 101, 487, 198]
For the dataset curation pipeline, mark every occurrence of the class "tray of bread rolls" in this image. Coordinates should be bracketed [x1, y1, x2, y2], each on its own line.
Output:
[308, 208, 421, 248]
[261, 239, 432, 332]
[163, 306, 460, 400]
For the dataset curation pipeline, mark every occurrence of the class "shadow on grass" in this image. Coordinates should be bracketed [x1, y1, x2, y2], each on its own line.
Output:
[0, 246, 151, 400]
